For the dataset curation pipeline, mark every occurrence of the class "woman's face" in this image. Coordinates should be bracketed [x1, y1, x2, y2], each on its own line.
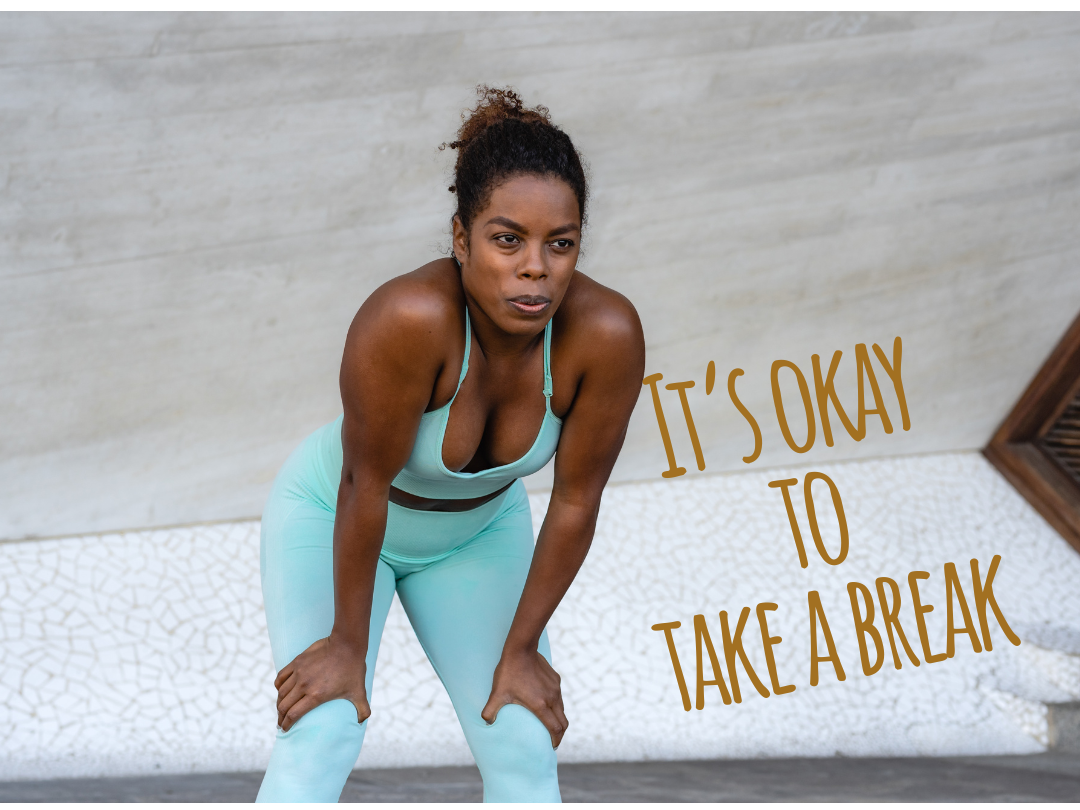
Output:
[453, 173, 581, 337]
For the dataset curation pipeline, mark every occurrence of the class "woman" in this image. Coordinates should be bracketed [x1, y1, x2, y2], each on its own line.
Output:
[257, 87, 645, 802]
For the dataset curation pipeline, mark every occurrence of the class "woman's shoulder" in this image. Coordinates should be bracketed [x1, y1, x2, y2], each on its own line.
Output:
[557, 271, 643, 348]
[550, 272, 645, 421]
[340, 258, 464, 387]
[350, 258, 463, 339]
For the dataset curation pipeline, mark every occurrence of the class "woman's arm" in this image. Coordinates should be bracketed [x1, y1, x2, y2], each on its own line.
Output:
[274, 279, 451, 731]
[480, 289, 646, 747]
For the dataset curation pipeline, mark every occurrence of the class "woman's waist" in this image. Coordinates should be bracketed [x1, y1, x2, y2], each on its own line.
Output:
[381, 478, 530, 562]
[388, 479, 516, 512]
[280, 415, 524, 511]
[389, 465, 523, 502]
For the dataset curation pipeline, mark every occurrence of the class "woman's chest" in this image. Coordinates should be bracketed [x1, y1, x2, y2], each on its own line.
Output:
[439, 354, 569, 474]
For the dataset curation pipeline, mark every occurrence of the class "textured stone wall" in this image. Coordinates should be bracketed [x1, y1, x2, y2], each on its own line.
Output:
[2, 451, 1078, 780]
[4, 12, 1080, 540]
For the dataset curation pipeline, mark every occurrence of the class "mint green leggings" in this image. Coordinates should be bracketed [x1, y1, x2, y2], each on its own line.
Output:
[256, 426, 560, 802]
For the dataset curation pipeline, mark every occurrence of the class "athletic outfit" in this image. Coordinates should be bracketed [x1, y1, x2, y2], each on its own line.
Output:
[257, 306, 563, 802]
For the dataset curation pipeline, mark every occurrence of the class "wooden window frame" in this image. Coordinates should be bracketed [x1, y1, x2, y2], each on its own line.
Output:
[984, 310, 1080, 554]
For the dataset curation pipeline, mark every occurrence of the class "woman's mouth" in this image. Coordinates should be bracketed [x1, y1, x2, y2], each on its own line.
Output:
[508, 296, 550, 315]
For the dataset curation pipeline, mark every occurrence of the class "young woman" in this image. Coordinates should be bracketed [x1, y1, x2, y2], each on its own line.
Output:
[257, 87, 645, 802]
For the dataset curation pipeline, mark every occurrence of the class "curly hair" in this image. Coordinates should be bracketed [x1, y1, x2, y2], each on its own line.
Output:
[441, 86, 588, 239]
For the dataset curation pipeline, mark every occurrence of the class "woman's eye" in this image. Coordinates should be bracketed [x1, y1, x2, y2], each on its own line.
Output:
[552, 239, 574, 249]
[495, 234, 519, 244]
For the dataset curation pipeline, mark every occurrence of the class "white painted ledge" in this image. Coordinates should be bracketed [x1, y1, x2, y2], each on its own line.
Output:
[1, 451, 1078, 780]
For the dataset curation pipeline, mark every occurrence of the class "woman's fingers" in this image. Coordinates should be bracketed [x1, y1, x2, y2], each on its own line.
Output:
[484, 690, 568, 748]
[533, 702, 567, 749]
[533, 674, 568, 748]
[482, 652, 570, 749]
[480, 691, 507, 725]
[274, 660, 296, 690]
[551, 700, 569, 748]
[274, 638, 324, 688]
[276, 676, 306, 725]
[275, 670, 297, 702]
[270, 636, 371, 729]
[280, 693, 321, 732]
[276, 676, 299, 726]
[349, 693, 372, 724]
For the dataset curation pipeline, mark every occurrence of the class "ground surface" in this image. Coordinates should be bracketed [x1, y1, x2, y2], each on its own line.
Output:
[2, 753, 1080, 802]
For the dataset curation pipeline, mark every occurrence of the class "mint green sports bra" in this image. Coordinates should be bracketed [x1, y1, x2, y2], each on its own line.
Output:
[390, 305, 563, 500]
[319, 305, 563, 503]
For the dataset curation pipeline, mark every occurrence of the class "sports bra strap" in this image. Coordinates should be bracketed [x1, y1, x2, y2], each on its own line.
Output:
[454, 305, 553, 399]
[542, 318, 553, 399]
[456, 306, 471, 392]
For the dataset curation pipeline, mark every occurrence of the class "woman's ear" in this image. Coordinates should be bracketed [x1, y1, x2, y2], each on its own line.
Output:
[451, 215, 468, 263]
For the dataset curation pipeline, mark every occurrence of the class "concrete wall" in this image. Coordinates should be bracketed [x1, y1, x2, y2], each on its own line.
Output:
[4, 12, 1080, 540]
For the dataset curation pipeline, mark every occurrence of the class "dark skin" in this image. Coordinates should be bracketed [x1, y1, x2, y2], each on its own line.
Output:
[273, 173, 646, 749]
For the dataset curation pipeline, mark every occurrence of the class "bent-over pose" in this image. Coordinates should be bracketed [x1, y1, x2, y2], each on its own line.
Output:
[257, 87, 645, 802]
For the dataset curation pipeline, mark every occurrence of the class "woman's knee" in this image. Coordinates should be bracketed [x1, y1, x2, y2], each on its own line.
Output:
[257, 699, 366, 802]
[472, 704, 561, 802]
[280, 698, 366, 761]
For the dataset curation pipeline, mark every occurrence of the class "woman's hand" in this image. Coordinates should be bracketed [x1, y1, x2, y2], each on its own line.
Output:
[481, 647, 568, 749]
[274, 635, 370, 731]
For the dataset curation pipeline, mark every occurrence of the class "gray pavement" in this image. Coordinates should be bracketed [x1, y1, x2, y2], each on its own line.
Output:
[2, 753, 1080, 802]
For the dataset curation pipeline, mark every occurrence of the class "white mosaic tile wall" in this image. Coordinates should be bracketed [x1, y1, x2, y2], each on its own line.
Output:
[2, 451, 1079, 781]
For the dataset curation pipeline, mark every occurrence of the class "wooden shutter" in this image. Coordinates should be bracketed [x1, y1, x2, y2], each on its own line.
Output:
[984, 311, 1080, 554]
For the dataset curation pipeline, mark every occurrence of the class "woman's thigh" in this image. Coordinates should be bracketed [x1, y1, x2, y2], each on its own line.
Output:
[394, 490, 560, 801]
[260, 494, 396, 695]
[258, 495, 399, 802]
